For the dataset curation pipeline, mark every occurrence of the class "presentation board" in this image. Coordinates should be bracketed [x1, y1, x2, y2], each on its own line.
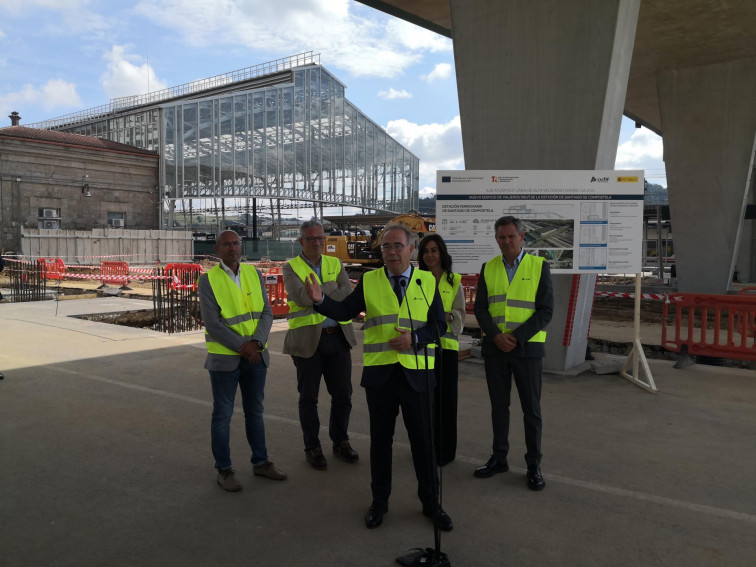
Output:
[436, 170, 644, 275]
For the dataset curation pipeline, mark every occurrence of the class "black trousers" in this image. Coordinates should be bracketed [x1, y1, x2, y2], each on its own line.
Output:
[434, 348, 459, 466]
[483, 354, 543, 468]
[291, 329, 352, 452]
[365, 364, 437, 512]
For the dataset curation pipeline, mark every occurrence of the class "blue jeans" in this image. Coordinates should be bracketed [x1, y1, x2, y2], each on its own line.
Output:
[209, 359, 268, 470]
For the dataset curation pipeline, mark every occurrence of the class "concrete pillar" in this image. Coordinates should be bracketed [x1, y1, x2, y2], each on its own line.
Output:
[449, 0, 640, 371]
[658, 58, 756, 292]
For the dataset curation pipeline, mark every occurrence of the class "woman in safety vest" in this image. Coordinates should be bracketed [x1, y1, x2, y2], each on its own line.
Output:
[418, 234, 466, 466]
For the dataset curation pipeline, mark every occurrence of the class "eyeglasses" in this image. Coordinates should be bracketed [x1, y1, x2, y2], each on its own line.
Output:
[303, 236, 326, 243]
[381, 243, 406, 252]
[219, 240, 242, 247]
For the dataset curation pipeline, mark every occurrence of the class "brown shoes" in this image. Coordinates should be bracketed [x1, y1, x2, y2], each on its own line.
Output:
[253, 461, 288, 481]
[333, 440, 359, 463]
[217, 468, 242, 492]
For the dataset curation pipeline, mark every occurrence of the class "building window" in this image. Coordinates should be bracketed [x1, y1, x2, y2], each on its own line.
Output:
[108, 212, 126, 228]
[38, 208, 61, 229]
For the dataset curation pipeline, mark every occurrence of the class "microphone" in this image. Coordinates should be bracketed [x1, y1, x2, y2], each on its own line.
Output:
[416, 278, 429, 306]
[399, 278, 414, 349]
[395, 276, 449, 567]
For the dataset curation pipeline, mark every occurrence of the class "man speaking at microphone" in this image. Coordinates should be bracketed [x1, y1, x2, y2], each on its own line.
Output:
[305, 224, 452, 532]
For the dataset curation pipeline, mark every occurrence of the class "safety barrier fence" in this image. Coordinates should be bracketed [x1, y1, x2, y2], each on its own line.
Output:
[662, 293, 756, 362]
[1, 256, 292, 324]
[100, 261, 131, 289]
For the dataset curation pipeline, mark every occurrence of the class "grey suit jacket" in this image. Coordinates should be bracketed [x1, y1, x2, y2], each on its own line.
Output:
[198, 266, 273, 371]
[281, 255, 357, 358]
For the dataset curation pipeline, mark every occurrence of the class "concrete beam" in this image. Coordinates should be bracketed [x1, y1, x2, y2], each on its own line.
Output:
[658, 57, 756, 292]
[449, 0, 640, 371]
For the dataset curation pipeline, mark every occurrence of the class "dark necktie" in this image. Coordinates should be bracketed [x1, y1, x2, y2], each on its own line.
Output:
[391, 275, 403, 303]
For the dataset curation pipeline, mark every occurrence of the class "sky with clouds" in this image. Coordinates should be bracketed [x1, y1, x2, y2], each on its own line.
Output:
[0, 0, 667, 197]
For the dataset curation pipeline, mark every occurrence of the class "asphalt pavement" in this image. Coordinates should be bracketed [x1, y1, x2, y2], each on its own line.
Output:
[1, 295, 755, 566]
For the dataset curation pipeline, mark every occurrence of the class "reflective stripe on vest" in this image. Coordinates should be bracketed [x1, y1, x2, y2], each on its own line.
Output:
[362, 269, 436, 370]
[484, 254, 546, 343]
[438, 272, 461, 351]
[204, 264, 265, 355]
[286, 255, 351, 329]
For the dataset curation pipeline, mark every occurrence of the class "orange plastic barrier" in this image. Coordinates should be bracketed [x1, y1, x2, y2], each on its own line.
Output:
[164, 263, 203, 291]
[37, 258, 65, 280]
[461, 274, 478, 314]
[264, 272, 289, 316]
[100, 261, 130, 287]
[662, 293, 756, 361]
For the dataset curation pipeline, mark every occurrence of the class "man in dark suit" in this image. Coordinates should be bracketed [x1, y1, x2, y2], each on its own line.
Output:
[304, 224, 452, 531]
[473, 216, 554, 490]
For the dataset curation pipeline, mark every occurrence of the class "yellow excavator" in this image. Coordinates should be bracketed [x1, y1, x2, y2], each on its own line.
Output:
[324, 212, 436, 272]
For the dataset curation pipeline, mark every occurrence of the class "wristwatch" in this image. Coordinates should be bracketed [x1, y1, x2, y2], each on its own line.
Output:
[253, 340, 264, 350]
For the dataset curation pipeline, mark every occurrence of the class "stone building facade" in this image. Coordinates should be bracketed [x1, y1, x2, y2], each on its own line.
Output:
[0, 126, 159, 253]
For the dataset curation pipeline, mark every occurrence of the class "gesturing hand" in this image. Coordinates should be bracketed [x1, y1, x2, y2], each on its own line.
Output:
[305, 272, 324, 303]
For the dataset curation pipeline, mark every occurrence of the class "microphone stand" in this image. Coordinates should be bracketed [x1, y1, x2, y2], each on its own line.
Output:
[395, 276, 450, 567]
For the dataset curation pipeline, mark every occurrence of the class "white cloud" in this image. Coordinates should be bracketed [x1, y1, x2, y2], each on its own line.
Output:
[101, 45, 168, 99]
[421, 63, 452, 82]
[378, 88, 412, 100]
[385, 18, 452, 53]
[0, 29, 6, 39]
[386, 116, 464, 196]
[615, 127, 666, 184]
[133, 0, 440, 79]
[0, 79, 82, 121]
[0, 0, 108, 36]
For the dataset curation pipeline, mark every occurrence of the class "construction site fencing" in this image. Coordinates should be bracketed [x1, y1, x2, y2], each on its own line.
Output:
[264, 272, 289, 316]
[662, 292, 756, 361]
[3, 258, 47, 302]
[100, 261, 131, 288]
[152, 264, 203, 333]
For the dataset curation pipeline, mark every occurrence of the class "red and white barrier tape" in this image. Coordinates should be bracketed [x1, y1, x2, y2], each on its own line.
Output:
[593, 291, 681, 301]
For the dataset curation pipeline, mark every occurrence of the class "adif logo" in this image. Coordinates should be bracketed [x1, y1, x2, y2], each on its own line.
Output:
[590, 176, 610, 183]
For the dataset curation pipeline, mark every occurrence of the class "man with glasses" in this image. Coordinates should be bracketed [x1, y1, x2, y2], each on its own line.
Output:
[305, 225, 453, 532]
[198, 230, 287, 492]
[283, 220, 359, 470]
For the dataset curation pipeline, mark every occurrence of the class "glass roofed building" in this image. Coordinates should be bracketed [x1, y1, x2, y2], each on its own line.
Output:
[28, 53, 420, 228]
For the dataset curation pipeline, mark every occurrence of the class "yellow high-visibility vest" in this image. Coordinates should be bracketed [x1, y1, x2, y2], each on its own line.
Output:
[438, 272, 461, 351]
[363, 269, 437, 370]
[204, 264, 266, 355]
[483, 254, 546, 343]
[286, 255, 351, 329]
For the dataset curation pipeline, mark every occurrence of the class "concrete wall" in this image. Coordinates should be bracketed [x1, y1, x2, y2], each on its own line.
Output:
[0, 137, 159, 253]
[21, 228, 192, 265]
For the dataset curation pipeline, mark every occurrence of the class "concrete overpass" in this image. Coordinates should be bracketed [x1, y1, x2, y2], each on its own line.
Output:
[357, 0, 756, 371]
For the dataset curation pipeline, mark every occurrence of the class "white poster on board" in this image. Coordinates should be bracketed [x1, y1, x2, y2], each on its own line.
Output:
[436, 170, 644, 275]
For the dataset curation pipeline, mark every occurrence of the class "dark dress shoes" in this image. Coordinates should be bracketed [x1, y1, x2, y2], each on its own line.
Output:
[474, 456, 509, 478]
[423, 505, 453, 532]
[527, 467, 546, 491]
[365, 505, 385, 529]
[333, 440, 359, 463]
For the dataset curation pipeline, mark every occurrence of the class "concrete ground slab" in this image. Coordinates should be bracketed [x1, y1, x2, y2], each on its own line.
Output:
[1, 297, 755, 566]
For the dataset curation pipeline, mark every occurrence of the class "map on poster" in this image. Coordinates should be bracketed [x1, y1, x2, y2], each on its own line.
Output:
[436, 170, 644, 275]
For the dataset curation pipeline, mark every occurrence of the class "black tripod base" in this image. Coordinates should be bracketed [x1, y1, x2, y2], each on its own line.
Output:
[396, 548, 450, 566]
